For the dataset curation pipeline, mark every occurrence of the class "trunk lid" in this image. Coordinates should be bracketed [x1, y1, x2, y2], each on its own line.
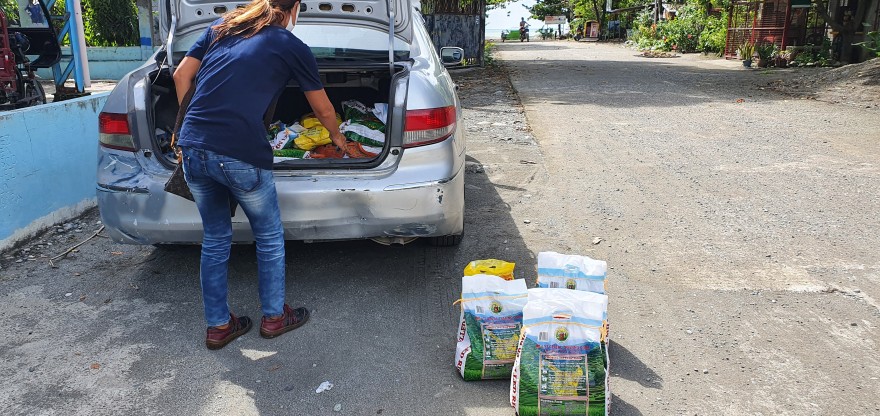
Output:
[159, 0, 413, 59]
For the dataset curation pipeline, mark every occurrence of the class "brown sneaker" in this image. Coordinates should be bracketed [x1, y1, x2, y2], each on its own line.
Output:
[260, 304, 310, 339]
[206, 314, 252, 350]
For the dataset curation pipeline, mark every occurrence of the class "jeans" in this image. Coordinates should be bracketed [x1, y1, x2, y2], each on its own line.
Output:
[180, 147, 286, 327]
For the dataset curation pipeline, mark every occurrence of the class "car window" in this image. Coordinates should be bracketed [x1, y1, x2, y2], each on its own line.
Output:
[294, 25, 408, 52]
[1, 0, 50, 28]
[174, 24, 409, 61]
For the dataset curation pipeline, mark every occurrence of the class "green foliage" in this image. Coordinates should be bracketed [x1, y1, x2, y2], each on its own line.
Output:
[1, 0, 22, 25]
[483, 40, 495, 65]
[791, 36, 832, 66]
[526, 0, 570, 21]
[83, 0, 139, 46]
[755, 42, 778, 60]
[627, 0, 728, 55]
[854, 31, 880, 57]
[657, 5, 702, 52]
[698, 11, 727, 54]
[485, 0, 508, 11]
[537, 27, 554, 40]
[737, 42, 754, 60]
[48, 0, 138, 46]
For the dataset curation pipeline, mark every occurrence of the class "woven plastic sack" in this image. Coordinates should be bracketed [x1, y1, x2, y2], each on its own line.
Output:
[455, 275, 528, 381]
[342, 99, 382, 124]
[511, 288, 609, 416]
[464, 259, 516, 281]
[537, 252, 608, 294]
[340, 120, 385, 148]
[294, 126, 331, 150]
[300, 112, 342, 129]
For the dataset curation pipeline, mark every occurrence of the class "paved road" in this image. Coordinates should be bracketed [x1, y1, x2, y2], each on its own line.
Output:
[1, 63, 545, 415]
[496, 42, 880, 414]
[2, 42, 879, 416]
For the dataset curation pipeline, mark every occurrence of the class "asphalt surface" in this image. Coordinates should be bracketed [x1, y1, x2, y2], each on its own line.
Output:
[496, 41, 880, 414]
[2, 41, 879, 415]
[1, 60, 547, 415]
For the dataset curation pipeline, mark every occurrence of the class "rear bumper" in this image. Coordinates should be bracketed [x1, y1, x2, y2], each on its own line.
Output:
[97, 166, 464, 245]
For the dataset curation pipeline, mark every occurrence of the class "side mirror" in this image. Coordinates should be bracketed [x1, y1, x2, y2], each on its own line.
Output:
[440, 47, 464, 67]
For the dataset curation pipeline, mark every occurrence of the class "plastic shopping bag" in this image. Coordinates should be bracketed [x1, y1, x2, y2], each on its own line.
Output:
[464, 259, 516, 281]
[300, 112, 342, 129]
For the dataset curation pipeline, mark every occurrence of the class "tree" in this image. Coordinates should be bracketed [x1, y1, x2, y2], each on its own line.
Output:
[812, 0, 872, 62]
[527, 0, 572, 21]
[486, 0, 509, 11]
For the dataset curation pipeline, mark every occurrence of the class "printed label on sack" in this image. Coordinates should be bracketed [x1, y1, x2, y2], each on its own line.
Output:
[538, 354, 589, 415]
[480, 322, 521, 379]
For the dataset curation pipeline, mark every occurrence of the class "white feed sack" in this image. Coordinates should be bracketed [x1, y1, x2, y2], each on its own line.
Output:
[510, 288, 609, 416]
[537, 252, 608, 294]
[455, 275, 528, 381]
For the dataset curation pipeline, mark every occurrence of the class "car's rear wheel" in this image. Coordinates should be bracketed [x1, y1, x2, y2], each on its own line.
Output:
[429, 234, 463, 247]
[428, 224, 464, 246]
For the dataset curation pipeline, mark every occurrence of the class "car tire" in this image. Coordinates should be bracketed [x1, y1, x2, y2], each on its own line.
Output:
[429, 231, 463, 247]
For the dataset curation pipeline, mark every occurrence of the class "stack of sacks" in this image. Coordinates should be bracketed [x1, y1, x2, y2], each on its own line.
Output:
[340, 100, 386, 154]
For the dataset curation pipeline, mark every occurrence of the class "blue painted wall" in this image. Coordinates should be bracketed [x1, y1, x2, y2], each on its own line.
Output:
[36, 47, 154, 80]
[0, 94, 109, 246]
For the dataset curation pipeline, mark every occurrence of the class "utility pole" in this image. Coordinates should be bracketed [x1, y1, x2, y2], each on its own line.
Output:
[136, 0, 155, 60]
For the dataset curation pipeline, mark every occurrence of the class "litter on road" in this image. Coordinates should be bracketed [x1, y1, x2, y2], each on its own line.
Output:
[315, 381, 334, 393]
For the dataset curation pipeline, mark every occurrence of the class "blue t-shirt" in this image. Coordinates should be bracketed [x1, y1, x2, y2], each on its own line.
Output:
[179, 21, 323, 170]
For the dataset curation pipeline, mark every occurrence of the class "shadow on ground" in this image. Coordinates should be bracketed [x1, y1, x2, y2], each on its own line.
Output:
[117, 153, 539, 414]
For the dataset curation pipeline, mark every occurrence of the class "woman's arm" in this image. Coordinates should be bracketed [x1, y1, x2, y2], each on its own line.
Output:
[173, 57, 202, 104]
[304, 89, 347, 151]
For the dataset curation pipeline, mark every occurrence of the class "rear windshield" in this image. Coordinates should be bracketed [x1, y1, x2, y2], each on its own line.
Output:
[174, 24, 409, 62]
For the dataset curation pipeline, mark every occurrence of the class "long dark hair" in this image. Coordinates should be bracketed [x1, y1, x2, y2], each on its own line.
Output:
[211, 0, 300, 43]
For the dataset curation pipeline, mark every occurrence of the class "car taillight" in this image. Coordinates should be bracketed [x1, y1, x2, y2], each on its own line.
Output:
[403, 106, 456, 148]
[99, 112, 136, 151]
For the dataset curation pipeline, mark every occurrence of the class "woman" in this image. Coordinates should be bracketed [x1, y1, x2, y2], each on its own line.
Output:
[173, 0, 346, 350]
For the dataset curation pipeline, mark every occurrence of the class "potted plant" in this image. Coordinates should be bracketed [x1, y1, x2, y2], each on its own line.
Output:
[738, 42, 755, 67]
[755, 42, 778, 68]
[775, 48, 792, 68]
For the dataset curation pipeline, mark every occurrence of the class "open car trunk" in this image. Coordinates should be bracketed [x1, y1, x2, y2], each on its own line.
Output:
[147, 64, 405, 170]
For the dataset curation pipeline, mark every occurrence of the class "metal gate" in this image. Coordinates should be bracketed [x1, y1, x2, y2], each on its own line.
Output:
[725, 0, 828, 58]
[421, 0, 485, 66]
[726, 0, 789, 58]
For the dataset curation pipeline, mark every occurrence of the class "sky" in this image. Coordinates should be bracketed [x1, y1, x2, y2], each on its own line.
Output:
[486, 0, 548, 33]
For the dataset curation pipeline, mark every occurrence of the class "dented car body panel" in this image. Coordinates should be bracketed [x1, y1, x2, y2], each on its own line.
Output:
[97, 8, 465, 245]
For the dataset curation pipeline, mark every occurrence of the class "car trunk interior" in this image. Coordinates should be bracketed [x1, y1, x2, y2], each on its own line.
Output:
[147, 65, 399, 170]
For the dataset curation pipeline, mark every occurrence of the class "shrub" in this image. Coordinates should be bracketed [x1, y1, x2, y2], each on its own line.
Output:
[629, 1, 728, 55]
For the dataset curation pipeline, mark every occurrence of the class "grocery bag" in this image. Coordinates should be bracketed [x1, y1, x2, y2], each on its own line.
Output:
[464, 259, 516, 281]
[300, 112, 342, 129]
[455, 275, 528, 381]
[537, 252, 608, 294]
[511, 288, 609, 416]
